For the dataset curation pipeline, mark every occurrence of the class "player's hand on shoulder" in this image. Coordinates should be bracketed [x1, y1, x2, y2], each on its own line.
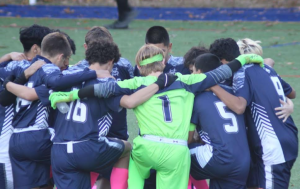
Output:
[9, 52, 27, 61]
[236, 54, 264, 67]
[275, 99, 294, 122]
[96, 70, 115, 79]
[155, 73, 178, 90]
[24, 60, 46, 79]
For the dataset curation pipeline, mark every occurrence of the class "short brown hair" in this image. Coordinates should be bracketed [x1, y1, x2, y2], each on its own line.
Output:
[85, 26, 113, 46]
[135, 44, 164, 76]
[41, 32, 72, 58]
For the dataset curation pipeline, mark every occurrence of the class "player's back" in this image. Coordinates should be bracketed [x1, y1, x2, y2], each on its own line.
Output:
[233, 64, 298, 164]
[130, 75, 201, 141]
[52, 74, 120, 143]
[193, 84, 249, 164]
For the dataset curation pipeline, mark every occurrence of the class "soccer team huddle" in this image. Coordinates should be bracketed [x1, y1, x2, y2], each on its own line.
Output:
[0, 24, 298, 189]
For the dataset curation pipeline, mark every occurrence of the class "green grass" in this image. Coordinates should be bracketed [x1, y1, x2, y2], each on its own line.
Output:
[0, 17, 300, 187]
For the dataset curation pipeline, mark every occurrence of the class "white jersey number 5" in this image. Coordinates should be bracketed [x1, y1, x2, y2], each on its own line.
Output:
[215, 101, 238, 133]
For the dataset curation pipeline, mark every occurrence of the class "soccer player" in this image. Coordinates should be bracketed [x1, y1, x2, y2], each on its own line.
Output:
[49, 44, 263, 189]
[188, 53, 250, 189]
[2, 32, 112, 189]
[183, 46, 209, 73]
[49, 40, 176, 189]
[209, 38, 298, 189]
[133, 25, 191, 189]
[134, 26, 190, 76]
[72, 26, 134, 188]
[0, 24, 52, 189]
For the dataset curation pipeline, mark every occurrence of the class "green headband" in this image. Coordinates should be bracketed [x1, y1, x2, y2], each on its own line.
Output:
[139, 54, 163, 66]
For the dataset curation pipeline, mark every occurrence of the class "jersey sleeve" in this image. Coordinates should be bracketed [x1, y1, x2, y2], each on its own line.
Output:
[133, 65, 141, 77]
[40, 64, 97, 90]
[35, 85, 51, 106]
[105, 95, 123, 113]
[178, 64, 233, 94]
[278, 76, 292, 96]
[189, 123, 196, 131]
[232, 68, 253, 106]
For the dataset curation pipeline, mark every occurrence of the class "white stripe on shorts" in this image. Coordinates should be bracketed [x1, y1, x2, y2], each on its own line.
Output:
[265, 165, 273, 189]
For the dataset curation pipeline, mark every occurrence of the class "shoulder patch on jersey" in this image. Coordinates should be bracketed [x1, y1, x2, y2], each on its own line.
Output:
[232, 64, 253, 93]
[5, 60, 30, 71]
[42, 64, 60, 74]
[168, 56, 184, 67]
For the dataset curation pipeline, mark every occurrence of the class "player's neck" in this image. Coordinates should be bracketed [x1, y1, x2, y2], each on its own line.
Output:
[24, 51, 36, 61]
[89, 62, 110, 71]
[148, 71, 163, 78]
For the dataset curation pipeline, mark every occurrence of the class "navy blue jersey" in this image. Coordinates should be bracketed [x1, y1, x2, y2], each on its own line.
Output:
[233, 64, 298, 165]
[0, 60, 30, 135]
[11, 55, 98, 129]
[191, 84, 250, 166]
[52, 69, 121, 142]
[73, 58, 134, 140]
[134, 55, 190, 76]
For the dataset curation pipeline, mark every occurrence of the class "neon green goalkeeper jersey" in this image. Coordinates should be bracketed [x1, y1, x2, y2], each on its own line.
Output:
[116, 72, 219, 141]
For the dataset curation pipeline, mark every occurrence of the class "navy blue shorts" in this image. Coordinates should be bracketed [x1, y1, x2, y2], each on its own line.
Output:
[189, 143, 249, 189]
[51, 138, 124, 189]
[247, 157, 295, 189]
[144, 169, 156, 189]
[0, 163, 7, 189]
[9, 130, 52, 189]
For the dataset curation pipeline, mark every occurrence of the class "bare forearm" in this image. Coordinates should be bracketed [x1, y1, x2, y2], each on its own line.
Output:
[211, 85, 246, 114]
[6, 82, 38, 101]
[0, 53, 11, 63]
[287, 89, 296, 99]
[120, 84, 159, 109]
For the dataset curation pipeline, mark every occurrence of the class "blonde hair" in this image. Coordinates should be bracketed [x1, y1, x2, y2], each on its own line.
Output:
[135, 44, 165, 76]
[237, 38, 263, 56]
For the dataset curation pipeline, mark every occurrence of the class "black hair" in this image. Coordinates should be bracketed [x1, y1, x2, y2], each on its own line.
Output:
[145, 26, 170, 46]
[51, 29, 76, 54]
[86, 40, 120, 65]
[194, 53, 222, 73]
[209, 38, 240, 61]
[183, 46, 209, 68]
[19, 24, 52, 52]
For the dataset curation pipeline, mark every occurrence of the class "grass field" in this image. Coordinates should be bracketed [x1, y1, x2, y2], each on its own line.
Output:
[0, 17, 299, 188]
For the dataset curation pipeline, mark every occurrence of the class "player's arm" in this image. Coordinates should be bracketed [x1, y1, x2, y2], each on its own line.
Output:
[181, 54, 264, 94]
[0, 52, 27, 63]
[211, 85, 247, 114]
[39, 62, 113, 90]
[120, 83, 159, 109]
[49, 73, 177, 109]
[6, 82, 38, 101]
[0, 61, 46, 106]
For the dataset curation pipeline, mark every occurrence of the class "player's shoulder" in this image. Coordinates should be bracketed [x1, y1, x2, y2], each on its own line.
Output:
[115, 57, 133, 67]
[168, 55, 184, 67]
[76, 59, 89, 69]
[62, 64, 86, 75]
[41, 63, 60, 74]
[117, 76, 156, 89]
[232, 64, 254, 92]
[5, 59, 30, 71]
